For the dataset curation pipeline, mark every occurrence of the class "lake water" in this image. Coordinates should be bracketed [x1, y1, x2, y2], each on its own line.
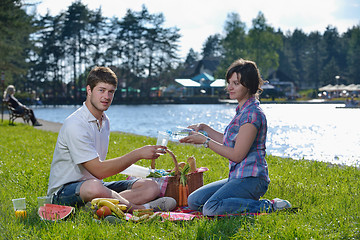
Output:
[32, 103, 360, 167]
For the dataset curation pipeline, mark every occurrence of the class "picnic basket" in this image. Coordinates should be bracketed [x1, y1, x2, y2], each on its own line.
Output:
[151, 149, 204, 207]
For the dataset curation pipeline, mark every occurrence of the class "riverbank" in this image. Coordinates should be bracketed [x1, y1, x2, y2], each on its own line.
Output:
[1, 113, 62, 132]
[15, 95, 348, 106]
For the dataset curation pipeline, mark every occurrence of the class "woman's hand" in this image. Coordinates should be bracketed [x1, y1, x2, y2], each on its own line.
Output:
[179, 132, 207, 145]
[187, 123, 207, 132]
[187, 123, 224, 143]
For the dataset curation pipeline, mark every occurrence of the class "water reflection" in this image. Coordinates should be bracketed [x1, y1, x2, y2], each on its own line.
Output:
[33, 103, 360, 167]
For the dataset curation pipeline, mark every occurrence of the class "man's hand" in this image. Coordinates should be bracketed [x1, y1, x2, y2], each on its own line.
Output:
[82, 145, 167, 179]
[137, 145, 167, 159]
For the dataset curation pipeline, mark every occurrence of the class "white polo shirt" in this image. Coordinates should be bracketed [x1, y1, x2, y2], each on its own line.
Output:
[47, 102, 110, 196]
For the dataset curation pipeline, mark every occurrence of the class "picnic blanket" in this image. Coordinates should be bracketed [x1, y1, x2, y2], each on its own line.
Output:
[123, 206, 269, 222]
[122, 205, 300, 222]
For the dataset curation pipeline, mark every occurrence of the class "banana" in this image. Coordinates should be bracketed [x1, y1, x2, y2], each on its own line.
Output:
[97, 199, 125, 218]
[117, 204, 127, 211]
[91, 198, 120, 206]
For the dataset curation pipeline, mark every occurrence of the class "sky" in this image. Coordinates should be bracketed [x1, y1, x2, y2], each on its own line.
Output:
[30, 0, 360, 59]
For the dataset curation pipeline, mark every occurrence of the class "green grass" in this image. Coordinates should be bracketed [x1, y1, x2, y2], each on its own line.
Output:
[0, 121, 359, 239]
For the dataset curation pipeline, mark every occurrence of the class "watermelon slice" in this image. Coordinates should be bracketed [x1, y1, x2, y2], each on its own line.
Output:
[38, 204, 75, 221]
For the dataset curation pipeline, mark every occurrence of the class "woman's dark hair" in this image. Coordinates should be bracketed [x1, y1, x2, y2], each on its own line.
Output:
[225, 59, 265, 95]
[86, 66, 118, 91]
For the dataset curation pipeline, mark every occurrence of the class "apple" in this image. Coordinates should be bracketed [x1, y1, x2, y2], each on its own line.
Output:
[96, 206, 112, 219]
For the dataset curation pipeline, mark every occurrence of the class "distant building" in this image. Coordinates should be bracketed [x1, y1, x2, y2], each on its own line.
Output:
[179, 57, 221, 79]
[268, 70, 297, 99]
[173, 57, 225, 97]
[175, 72, 225, 96]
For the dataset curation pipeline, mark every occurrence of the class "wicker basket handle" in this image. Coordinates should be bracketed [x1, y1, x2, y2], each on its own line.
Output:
[151, 148, 179, 175]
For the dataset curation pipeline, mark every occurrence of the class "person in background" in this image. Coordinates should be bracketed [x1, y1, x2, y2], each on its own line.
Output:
[3, 85, 42, 126]
[180, 59, 291, 216]
[47, 66, 176, 212]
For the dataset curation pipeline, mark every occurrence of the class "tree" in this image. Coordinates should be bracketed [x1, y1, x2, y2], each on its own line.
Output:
[61, 1, 90, 101]
[216, 12, 247, 78]
[113, 5, 180, 96]
[286, 29, 308, 87]
[0, 0, 35, 88]
[345, 25, 360, 83]
[202, 34, 223, 58]
[277, 30, 298, 86]
[30, 12, 66, 102]
[320, 57, 340, 85]
[246, 12, 283, 78]
[117, 8, 147, 80]
[320, 26, 343, 85]
[304, 31, 324, 88]
[184, 48, 199, 67]
[87, 7, 107, 66]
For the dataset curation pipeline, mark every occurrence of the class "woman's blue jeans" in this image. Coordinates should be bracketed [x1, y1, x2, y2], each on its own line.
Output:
[187, 177, 272, 216]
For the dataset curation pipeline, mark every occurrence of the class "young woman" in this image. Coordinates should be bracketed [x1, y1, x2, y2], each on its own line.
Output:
[180, 59, 291, 216]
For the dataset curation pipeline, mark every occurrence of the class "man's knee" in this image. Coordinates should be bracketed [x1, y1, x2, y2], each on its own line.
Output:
[80, 180, 110, 201]
[133, 179, 160, 197]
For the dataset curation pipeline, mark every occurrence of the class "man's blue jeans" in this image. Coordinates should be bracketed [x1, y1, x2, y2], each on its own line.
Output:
[187, 177, 272, 216]
[52, 179, 138, 207]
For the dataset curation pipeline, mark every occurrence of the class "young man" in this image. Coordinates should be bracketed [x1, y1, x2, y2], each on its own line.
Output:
[47, 66, 176, 212]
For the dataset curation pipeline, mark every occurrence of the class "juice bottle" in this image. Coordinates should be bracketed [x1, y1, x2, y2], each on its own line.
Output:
[12, 198, 27, 219]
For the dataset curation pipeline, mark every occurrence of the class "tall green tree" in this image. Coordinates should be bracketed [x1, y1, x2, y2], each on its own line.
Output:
[61, 1, 90, 101]
[141, 7, 180, 88]
[304, 31, 324, 88]
[216, 12, 247, 78]
[286, 29, 308, 87]
[320, 26, 343, 85]
[30, 13, 66, 102]
[87, 8, 107, 66]
[202, 34, 223, 58]
[184, 48, 200, 66]
[320, 57, 340, 85]
[0, 0, 35, 88]
[117, 8, 146, 81]
[277, 30, 297, 85]
[104, 16, 124, 67]
[113, 6, 180, 96]
[345, 25, 360, 84]
[246, 12, 282, 78]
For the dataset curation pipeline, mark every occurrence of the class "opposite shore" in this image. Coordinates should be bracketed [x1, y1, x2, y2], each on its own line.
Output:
[7, 95, 349, 106]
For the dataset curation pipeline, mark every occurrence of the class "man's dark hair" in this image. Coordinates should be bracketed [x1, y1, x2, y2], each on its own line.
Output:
[87, 66, 118, 91]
